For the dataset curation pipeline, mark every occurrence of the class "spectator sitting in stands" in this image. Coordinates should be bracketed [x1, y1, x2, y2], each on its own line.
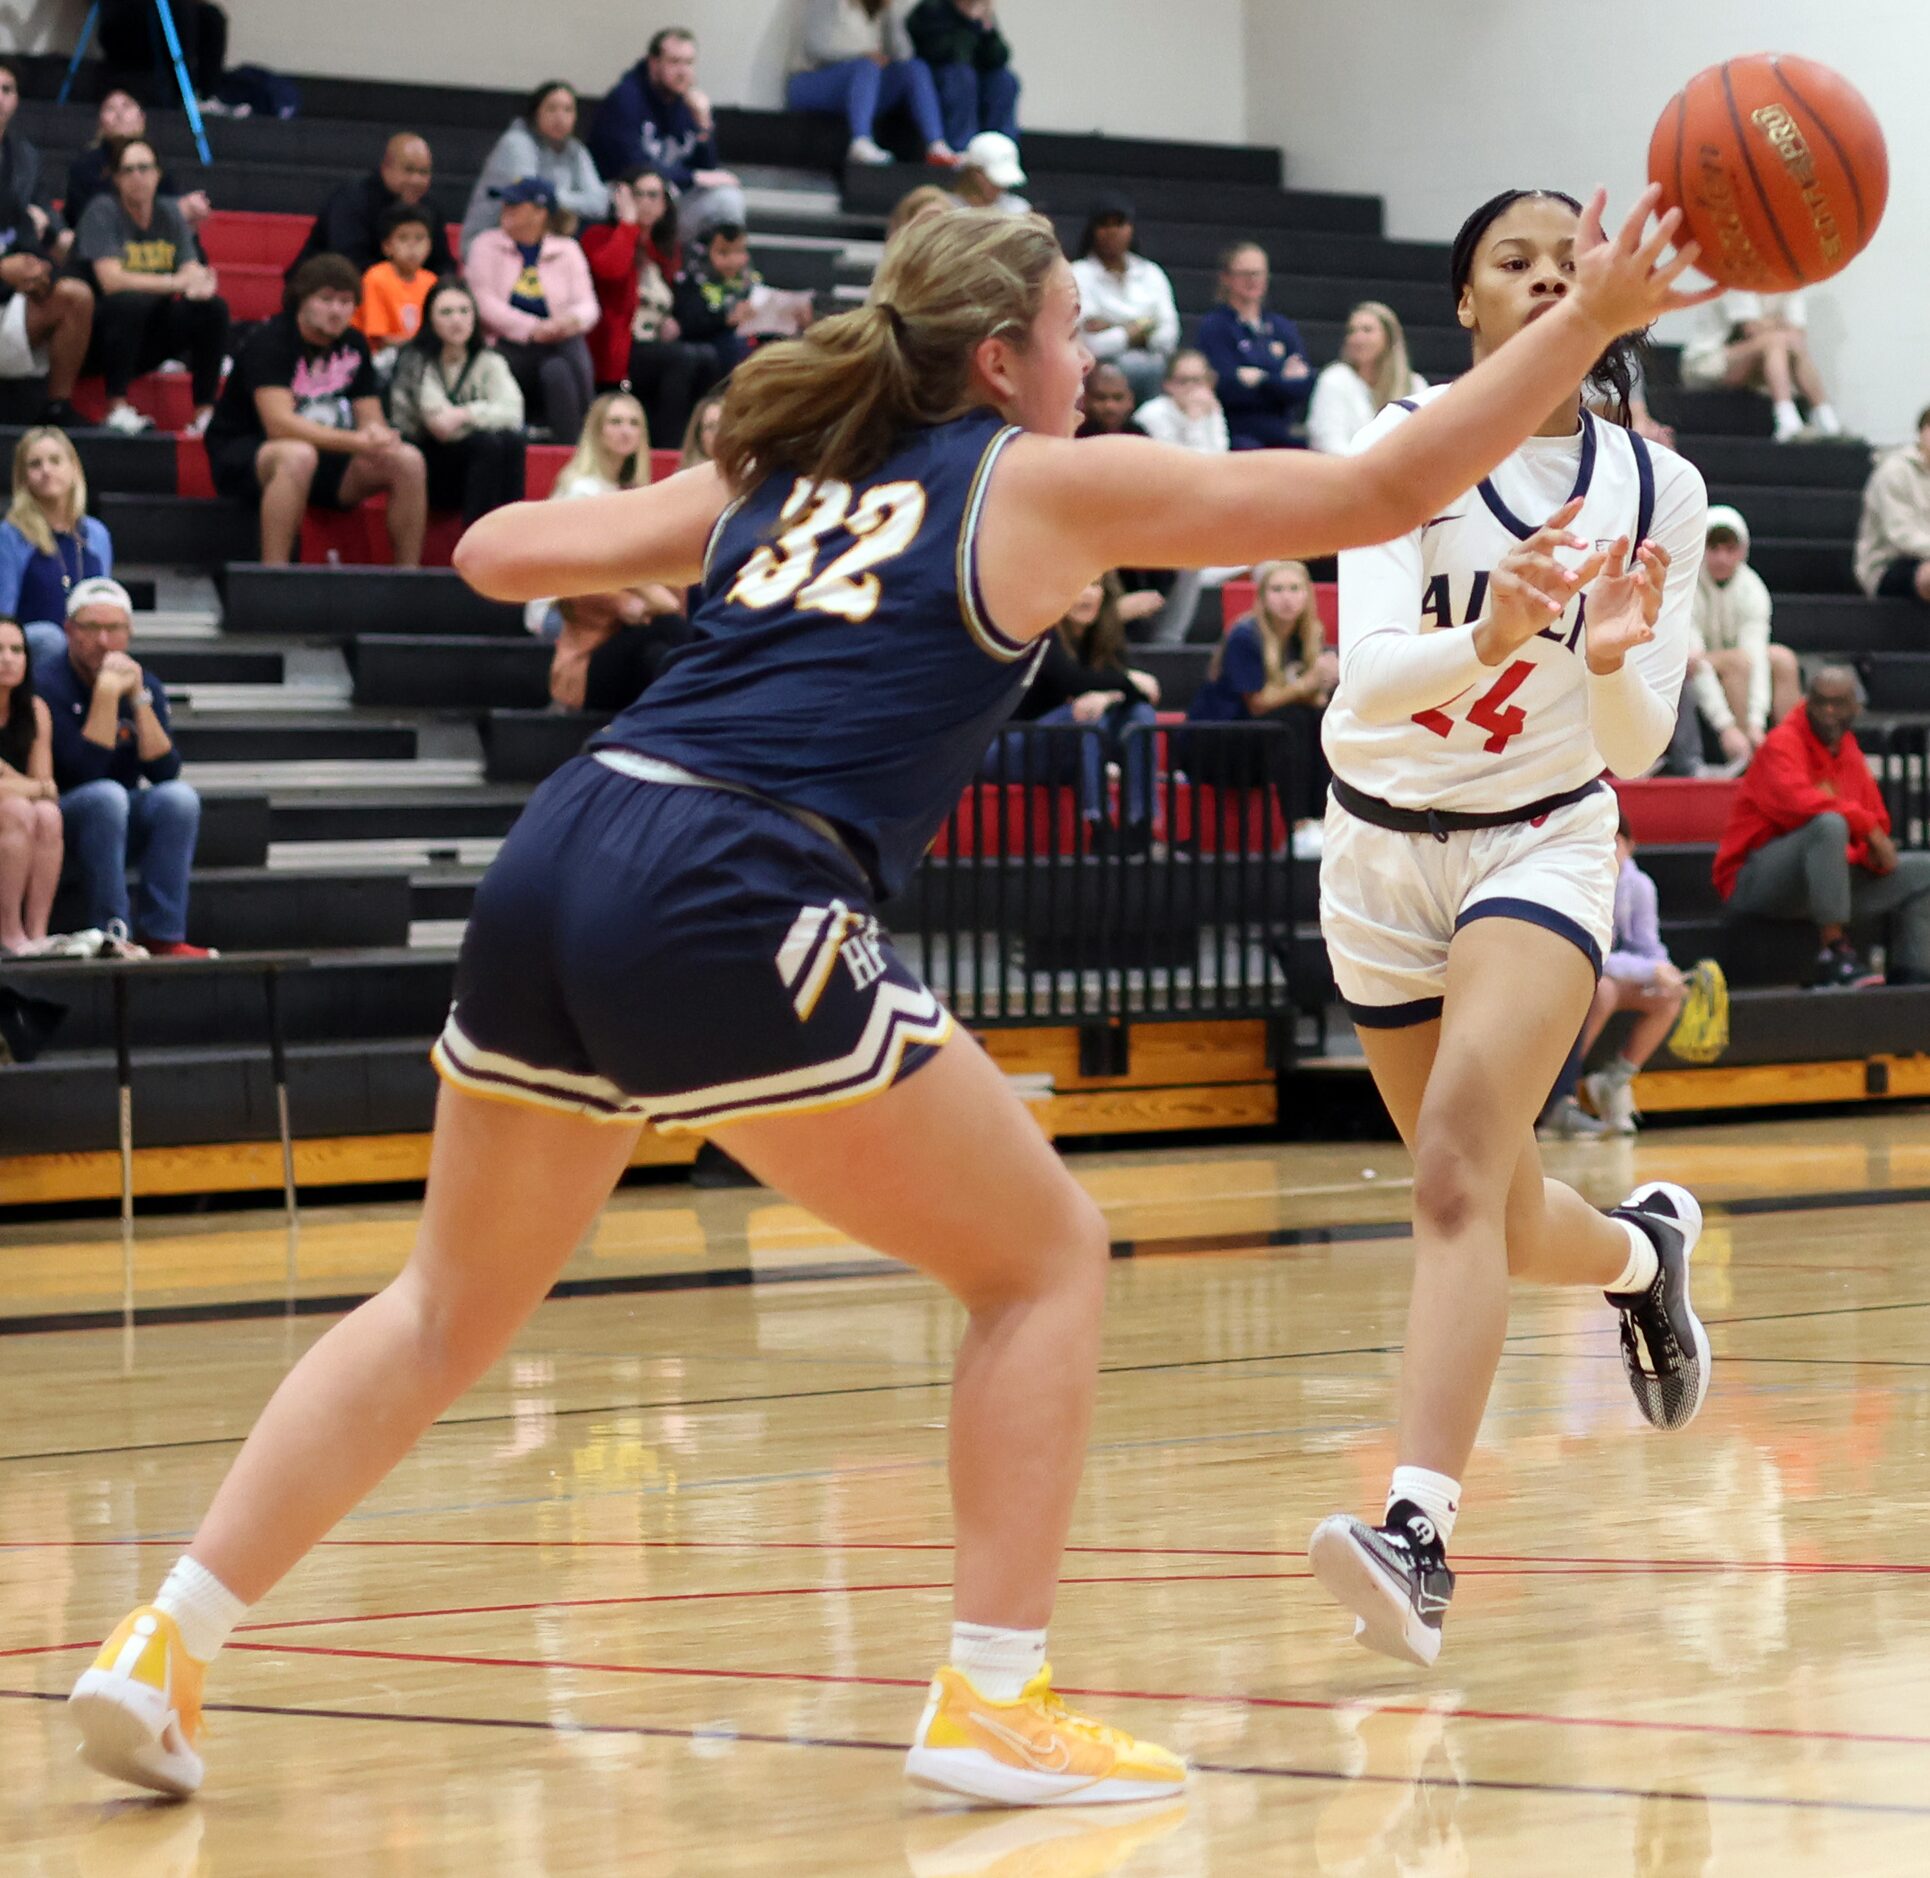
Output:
[1, 429, 114, 665]
[0, 173, 93, 430]
[78, 136, 230, 436]
[1132, 351, 1241, 643]
[1572, 810, 1686, 1134]
[1678, 289, 1843, 443]
[983, 574, 1160, 849]
[1070, 193, 1178, 405]
[0, 616, 60, 956]
[1677, 504, 1801, 771]
[672, 222, 812, 380]
[462, 82, 610, 253]
[582, 167, 717, 444]
[1075, 362, 1145, 439]
[887, 183, 955, 241]
[1195, 242, 1312, 450]
[352, 204, 438, 374]
[288, 134, 456, 279]
[41, 576, 209, 957]
[1307, 300, 1427, 455]
[790, 0, 955, 169]
[952, 132, 1028, 215]
[1854, 402, 1930, 605]
[0, 60, 63, 260]
[1715, 664, 1930, 989]
[590, 29, 746, 238]
[204, 253, 427, 567]
[548, 584, 692, 715]
[386, 280, 525, 524]
[681, 388, 726, 468]
[525, 391, 654, 639]
[1184, 559, 1334, 842]
[907, 0, 1019, 151]
[99, 0, 227, 108]
[65, 89, 212, 234]
[467, 177, 599, 444]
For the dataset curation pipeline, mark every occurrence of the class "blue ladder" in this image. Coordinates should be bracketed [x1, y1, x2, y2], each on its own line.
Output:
[56, 0, 214, 166]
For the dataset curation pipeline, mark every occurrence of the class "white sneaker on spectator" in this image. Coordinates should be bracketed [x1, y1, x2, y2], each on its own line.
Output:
[157, 358, 187, 374]
[848, 136, 894, 166]
[1581, 1070, 1639, 1135]
[104, 405, 154, 436]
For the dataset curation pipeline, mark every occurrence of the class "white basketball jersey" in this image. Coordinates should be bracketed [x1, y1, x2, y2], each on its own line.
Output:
[1322, 387, 1705, 813]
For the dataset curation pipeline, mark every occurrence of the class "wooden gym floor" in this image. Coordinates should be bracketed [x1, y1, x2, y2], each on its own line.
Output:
[4, 1111, 1930, 1874]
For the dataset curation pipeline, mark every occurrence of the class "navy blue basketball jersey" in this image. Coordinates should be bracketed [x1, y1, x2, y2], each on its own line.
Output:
[593, 409, 1042, 897]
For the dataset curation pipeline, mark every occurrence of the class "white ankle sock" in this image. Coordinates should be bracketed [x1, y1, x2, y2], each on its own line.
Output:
[1811, 403, 1842, 435]
[1386, 1466, 1460, 1544]
[1607, 1216, 1660, 1296]
[950, 1621, 1047, 1701]
[1773, 399, 1802, 437]
[153, 1555, 249, 1664]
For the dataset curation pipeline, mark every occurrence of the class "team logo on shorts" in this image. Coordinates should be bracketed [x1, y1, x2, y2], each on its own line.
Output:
[775, 900, 889, 1020]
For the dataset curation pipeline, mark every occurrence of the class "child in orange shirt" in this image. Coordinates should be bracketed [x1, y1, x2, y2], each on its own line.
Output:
[355, 203, 437, 374]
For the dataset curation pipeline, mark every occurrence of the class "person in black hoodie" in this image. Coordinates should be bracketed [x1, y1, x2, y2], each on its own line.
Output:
[286, 135, 456, 279]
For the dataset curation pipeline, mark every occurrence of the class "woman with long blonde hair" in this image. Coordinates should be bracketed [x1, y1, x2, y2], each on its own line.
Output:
[0, 428, 115, 650]
[557, 389, 651, 496]
[1307, 299, 1428, 455]
[71, 197, 1706, 1808]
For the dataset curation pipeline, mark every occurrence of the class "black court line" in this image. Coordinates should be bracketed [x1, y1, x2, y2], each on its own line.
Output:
[2, 1688, 1923, 1821]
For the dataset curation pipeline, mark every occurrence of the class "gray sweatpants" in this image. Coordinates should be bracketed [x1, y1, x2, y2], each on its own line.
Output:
[1727, 811, 1930, 974]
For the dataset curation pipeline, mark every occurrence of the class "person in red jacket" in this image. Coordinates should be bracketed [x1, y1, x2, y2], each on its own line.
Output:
[1714, 664, 1930, 986]
[579, 166, 717, 445]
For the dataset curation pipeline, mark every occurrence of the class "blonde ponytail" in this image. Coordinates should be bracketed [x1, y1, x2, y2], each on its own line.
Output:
[713, 209, 1062, 493]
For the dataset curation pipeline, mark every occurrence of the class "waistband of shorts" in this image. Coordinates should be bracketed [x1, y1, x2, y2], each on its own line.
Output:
[1330, 774, 1607, 842]
[593, 747, 861, 871]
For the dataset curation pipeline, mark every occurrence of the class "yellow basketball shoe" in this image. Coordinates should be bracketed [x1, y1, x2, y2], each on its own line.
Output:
[905, 1665, 1187, 1806]
[68, 1607, 208, 1797]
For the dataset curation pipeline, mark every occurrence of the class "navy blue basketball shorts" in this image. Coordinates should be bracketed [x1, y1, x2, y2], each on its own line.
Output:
[432, 754, 953, 1131]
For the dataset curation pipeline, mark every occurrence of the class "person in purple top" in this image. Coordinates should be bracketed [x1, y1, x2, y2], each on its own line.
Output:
[1573, 809, 1686, 1133]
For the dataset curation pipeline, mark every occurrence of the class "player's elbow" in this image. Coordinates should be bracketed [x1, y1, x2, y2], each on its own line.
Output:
[1598, 730, 1672, 781]
[452, 504, 542, 601]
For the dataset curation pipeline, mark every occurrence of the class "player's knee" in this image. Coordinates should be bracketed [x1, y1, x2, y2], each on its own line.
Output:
[1410, 1139, 1485, 1244]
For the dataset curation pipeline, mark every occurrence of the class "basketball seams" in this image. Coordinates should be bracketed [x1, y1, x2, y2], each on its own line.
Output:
[1670, 89, 1688, 252]
[1717, 61, 1802, 288]
[1771, 55, 1869, 246]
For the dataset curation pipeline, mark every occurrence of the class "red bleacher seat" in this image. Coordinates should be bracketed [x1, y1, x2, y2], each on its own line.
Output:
[525, 446, 688, 499]
[1611, 777, 1740, 845]
[1219, 578, 1339, 645]
[73, 371, 194, 432]
[931, 784, 1085, 858]
[1164, 779, 1289, 855]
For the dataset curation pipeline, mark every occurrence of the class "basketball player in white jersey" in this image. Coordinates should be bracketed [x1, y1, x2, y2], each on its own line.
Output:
[1308, 189, 1718, 1667]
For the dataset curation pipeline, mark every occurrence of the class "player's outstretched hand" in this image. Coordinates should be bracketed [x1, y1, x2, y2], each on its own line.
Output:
[1570, 185, 1723, 339]
[1582, 536, 1660, 673]
[1473, 496, 1608, 666]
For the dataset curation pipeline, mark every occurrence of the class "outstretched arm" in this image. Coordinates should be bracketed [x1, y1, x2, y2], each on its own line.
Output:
[454, 463, 731, 600]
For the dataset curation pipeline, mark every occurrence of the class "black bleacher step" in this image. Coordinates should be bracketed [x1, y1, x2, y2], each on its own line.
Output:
[186, 867, 414, 950]
[219, 565, 524, 637]
[0, 426, 181, 496]
[410, 868, 483, 922]
[756, 247, 839, 296]
[96, 493, 258, 567]
[1705, 486, 1861, 539]
[484, 709, 598, 784]
[1746, 540, 1858, 595]
[0, 1037, 437, 1156]
[13, 950, 455, 1054]
[1139, 648, 1212, 714]
[1005, 128, 1284, 189]
[268, 789, 529, 846]
[1773, 596, 1925, 655]
[1714, 984, 1930, 1064]
[1641, 844, 1721, 919]
[351, 635, 550, 710]
[142, 646, 287, 686]
[1649, 388, 1773, 439]
[1675, 436, 1872, 489]
[197, 795, 272, 868]
[173, 718, 418, 763]
[1865, 656, 1930, 712]
[885, 854, 1319, 930]
[845, 165, 1347, 233]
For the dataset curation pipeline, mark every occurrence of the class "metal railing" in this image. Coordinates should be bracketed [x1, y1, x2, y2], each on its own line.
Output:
[888, 722, 1311, 1027]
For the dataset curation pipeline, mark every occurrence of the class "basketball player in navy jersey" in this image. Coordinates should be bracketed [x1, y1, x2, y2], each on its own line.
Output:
[72, 194, 1709, 1807]
[1308, 190, 1720, 1668]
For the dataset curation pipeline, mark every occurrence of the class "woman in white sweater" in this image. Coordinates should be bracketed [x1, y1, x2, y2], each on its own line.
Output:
[461, 83, 610, 250]
[1070, 192, 1180, 405]
[788, 0, 954, 168]
[1306, 300, 1427, 455]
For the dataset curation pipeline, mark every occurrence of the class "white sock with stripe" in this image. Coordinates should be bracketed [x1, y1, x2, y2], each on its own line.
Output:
[153, 1555, 249, 1665]
[1386, 1466, 1461, 1545]
[950, 1621, 1047, 1701]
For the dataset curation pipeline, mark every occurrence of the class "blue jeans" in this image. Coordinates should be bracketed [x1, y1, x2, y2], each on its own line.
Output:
[981, 699, 1158, 826]
[61, 777, 201, 942]
[787, 58, 946, 146]
[926, 61, 1019, 147]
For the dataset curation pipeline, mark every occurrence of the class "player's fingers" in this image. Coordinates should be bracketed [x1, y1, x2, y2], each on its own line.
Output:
[1632, 205, 1685, 274]
[1653, 236, 1705, 289]
[1569, 547, 1611, 589]
[1494, 565, 1566, 617]
[1576, 187, 1609, 253]
[1613, 182, 1665, 255]
[1598, 536, 1630, 582]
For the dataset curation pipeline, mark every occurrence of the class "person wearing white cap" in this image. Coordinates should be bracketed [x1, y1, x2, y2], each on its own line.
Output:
[955, 133, 1029, 216]
[36, 576, 209, 957]
[907, 0, 1019, 151]
[1685, 504, 1800, 766]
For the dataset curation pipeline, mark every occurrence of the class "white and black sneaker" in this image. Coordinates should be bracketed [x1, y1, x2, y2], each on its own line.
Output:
[1606, 1181, 1711, 1432]
[1309, 1500, 1456, 1668]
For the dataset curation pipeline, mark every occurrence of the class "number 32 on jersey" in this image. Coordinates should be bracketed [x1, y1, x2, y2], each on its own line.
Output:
[726, 477, 927, 623]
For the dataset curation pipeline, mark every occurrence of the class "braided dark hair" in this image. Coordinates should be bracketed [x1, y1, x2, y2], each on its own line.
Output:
[1450, 188, 1648, 428]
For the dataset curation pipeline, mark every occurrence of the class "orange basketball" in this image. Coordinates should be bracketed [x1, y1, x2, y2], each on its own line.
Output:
[1648, 53, 1887, 292]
